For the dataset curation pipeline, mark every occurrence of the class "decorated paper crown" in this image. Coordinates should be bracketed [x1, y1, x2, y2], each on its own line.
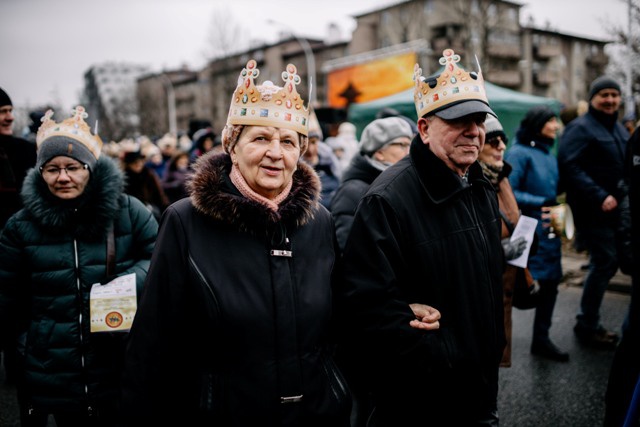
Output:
[36, 106, 103, 160]
[227, 59, 309, 136]
[413, 49, 491, 119]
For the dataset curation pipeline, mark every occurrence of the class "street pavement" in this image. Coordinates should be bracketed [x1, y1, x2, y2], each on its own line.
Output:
[498, 245, 632, 427]
[0, 246, 632, 427]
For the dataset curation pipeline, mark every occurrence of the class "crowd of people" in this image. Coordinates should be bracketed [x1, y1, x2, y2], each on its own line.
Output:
[0, 44, 638, 426]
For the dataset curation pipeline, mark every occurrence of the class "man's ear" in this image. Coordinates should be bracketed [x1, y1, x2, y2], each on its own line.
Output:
[417, 116, 430, 143]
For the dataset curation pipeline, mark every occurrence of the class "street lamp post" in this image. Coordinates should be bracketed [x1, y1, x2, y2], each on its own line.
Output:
[268, 20, 317, 107]
[625, 0, 635, 120]
[159, 73, 177, 135]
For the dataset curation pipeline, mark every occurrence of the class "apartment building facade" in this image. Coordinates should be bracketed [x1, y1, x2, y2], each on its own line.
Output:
[133, 0, 610, 137]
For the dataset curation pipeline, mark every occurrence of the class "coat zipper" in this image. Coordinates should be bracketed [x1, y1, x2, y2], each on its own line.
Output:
[73, 238, 91, 411]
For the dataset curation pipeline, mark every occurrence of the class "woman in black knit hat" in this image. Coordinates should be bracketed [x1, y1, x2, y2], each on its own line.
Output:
[505, 105, 570, 362]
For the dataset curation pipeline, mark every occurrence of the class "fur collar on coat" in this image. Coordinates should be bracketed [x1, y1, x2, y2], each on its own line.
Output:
[187, 152, 321, 237]
[20, 156, 124, 240]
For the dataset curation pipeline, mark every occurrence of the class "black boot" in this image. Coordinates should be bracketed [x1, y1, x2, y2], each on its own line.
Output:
[531, 339, 570, 362]
[573, 324, 619, 350]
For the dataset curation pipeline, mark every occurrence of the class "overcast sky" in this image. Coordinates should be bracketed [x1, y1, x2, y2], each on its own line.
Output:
[1, 0, 630, 112]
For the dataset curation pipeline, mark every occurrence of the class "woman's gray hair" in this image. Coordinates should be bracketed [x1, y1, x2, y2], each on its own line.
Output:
[221, 124, 308, 156]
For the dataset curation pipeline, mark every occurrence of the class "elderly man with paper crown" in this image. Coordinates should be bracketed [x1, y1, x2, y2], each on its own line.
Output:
[334, 49, 505, 426]
[122, 60, 352, 427]
[0, 106, 158, 426]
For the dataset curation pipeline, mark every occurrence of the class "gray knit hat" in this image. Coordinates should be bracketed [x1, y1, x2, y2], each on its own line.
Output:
[37, 136, 99, 171]
[484, 116, 507, 143]
[359, 117, 413, 156]
[36, 106, 102, 171]
[588, 76, 621, 100]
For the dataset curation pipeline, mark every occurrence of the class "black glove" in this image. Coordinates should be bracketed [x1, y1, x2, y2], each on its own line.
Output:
[502, 236, 527, 260]
[542, 198, 558, 207]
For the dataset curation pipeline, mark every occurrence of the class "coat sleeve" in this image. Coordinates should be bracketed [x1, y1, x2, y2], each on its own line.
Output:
[334, 194, 449, 368]
[330, 181, 361, 253]
[121, 204, 195, 424]
[0, 216, 29, 338]
[558, 124, 609, 206]
[122, 195, 158, 293]
[505, 148, 547, 209]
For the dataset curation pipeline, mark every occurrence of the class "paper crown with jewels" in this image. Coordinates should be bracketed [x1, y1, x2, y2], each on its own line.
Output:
[413, 49, 494, 119]
[35, 106, 103, 169]
[227, 59, 309, 136]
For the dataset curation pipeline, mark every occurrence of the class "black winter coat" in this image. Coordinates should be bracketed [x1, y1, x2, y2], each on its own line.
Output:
[122, 152, 351, 427]
[0, 156, 158, 413]
[558, 109, 629, 228]
[331, 153, 383, 251]
[0, 135, 36, 228]
[335, 135, 505, 425]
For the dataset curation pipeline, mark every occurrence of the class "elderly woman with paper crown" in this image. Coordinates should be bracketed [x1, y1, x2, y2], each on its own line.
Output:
[122, 60, 352, 427]
[0, 106, 158, 426]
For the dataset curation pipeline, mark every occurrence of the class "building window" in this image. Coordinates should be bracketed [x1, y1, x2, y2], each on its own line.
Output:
[424, 0, 433, 13]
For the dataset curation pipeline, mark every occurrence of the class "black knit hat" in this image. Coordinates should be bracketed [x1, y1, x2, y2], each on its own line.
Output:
[0, 87, 12, 107]
[123, 150, 145, 164]
[588, 76, 621, 100]
[520, 105, 556, 135]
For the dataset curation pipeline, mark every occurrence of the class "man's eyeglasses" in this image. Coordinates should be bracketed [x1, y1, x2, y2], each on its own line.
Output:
[40, 164, 88, 179]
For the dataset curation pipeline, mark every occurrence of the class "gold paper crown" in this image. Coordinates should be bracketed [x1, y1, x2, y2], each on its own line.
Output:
[227, 59, 309, 136]
[36, 106, 103, 159]
[413, 49, 489, 118]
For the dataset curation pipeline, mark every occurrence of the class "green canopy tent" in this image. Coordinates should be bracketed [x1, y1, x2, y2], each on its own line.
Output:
[347, 82, 563, 146]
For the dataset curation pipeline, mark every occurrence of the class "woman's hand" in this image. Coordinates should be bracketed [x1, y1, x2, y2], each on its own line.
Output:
[409, 303, 441, 330]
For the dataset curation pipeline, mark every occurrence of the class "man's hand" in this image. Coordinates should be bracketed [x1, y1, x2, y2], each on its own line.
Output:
[601, 195, 618, 212]
[409, 303, 441, 330]
[502, 236, 527, 260]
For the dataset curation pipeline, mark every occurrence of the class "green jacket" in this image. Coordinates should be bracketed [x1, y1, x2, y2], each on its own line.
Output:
[0, 156, 158, 413]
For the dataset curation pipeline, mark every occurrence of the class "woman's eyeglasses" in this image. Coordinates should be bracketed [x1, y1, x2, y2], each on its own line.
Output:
[40, 164, 88, 179]
[486, 136, 506, 148]
[387, 141, 411, 150]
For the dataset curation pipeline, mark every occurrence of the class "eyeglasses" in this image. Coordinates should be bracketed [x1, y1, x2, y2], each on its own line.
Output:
[40, 164, 88, 179]
[387, 141, 411, 150]
[486, 136, 506, 148]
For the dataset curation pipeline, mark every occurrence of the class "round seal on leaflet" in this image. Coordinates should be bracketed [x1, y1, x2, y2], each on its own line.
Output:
[105, 311, 124, 328]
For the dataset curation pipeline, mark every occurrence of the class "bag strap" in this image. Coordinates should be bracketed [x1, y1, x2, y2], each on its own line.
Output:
[499, 209, 515, 235]
[106, 223, 116, 277]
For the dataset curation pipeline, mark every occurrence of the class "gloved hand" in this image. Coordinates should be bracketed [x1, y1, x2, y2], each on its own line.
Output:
[542, 198, 558, 207]
[502, 236, 527, 260]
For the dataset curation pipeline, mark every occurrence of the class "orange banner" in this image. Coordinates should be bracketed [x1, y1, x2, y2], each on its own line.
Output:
[327, 51, 416, 108]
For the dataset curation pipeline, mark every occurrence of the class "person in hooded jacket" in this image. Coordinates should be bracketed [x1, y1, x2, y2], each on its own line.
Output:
[0, 106, 158, 426]
[161, 150, 191, 204]
[122, 149, 170, 222]
[505, 105, 569, 362]
[301, 122, 341, 211]
[121, 60, 352, 427]
[331, 116, 413, 252]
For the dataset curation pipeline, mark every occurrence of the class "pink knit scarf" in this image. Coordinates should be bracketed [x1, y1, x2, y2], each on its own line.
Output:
[230, 164, 292, 212]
